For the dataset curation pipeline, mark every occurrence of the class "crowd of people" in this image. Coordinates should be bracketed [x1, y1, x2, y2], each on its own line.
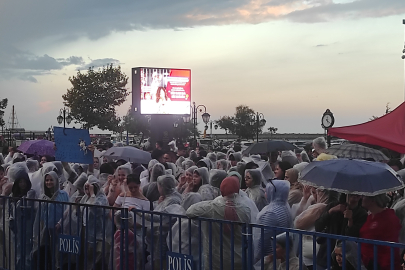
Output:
[0, 137, 404, 270]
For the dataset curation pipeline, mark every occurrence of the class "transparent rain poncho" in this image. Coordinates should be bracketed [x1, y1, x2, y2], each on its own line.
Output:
[79, 175, 112, 270]
[167, 196, 202, 270]
[254, 180, 293, 263]
[186, 193, 251, 270]
[30, 162, 57, 198]
[143, 163, 166, 204]
[143, 175, 183, 269]
[9, 170, 37, 270]
[245, 169, 267, 211]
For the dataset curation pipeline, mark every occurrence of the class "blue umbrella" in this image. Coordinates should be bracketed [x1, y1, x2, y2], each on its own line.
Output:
[299, 159, 404, 196]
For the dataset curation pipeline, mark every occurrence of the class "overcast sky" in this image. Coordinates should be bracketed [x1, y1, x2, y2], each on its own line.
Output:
[1, 0, 405, 134]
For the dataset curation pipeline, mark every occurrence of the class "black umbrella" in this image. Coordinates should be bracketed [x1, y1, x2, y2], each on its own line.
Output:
[242, 140, 298, 155]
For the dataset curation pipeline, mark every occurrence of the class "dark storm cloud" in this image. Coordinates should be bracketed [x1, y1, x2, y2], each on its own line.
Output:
[0, 0, 403, 82]
[79, 58, 121, 70]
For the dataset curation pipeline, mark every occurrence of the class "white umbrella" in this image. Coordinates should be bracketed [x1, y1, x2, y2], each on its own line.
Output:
[103, 146, 151, 164]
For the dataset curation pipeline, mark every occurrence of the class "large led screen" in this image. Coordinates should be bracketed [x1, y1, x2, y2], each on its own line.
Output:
[138, 68, 191, 115]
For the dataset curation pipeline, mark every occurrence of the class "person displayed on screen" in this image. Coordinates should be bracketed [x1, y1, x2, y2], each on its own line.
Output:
[155, 87, 168, 103]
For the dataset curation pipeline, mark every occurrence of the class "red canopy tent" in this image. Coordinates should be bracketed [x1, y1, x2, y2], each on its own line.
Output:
[328, 102, 405, 153]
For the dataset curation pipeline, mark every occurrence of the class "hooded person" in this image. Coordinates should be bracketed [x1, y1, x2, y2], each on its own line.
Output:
[175, 156, 185, 170]
[143, 163, 166, 205]
[105, 163, 132, 206]
[52, 161, 67, 186]
[260, 233, 306, 270]
[170, 193, 202, 270]
[2, 162, 30, 197]
[217, 159, 230, 171]
[186, 176, 251, 270]
[207, 153, 217, 169]
[216, 152, 226, 160]
[196, 158, 213, 170]
[209, 169, 227, 196]
[194, 167, 217, 201]
[331, 241, 366, 270]
[141, 174, 183, 269]
[228, 152, 242, 167]
[284, 168, 303, 207]
[281, 151, 299, 167]
[76, 175, 112, 270]
[192, 167, 209, 192]
[98, 162, 115, 188]
[189, 150, 198, 162]
[229, 172, 260, 224]
[254, 180, 293, 263]
[32, 171, 69, 270]
[9, 169, 37, 270]
[30, 162, 57, 198]
[26, 159, 39, 174]
[244, 169, 267, 211]
[179, 159, 192, 170]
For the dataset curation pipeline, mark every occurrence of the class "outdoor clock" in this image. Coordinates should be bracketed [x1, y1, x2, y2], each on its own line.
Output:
[321, 109, 334, 129]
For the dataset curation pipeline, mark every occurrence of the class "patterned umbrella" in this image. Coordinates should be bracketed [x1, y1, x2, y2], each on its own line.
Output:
[18, 139, 55, 156]
[325, 143, 389, 161]
[300, 159, 404, 195]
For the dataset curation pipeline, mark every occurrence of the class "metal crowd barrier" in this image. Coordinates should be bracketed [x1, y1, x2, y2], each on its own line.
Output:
[0, 196, 404, 270]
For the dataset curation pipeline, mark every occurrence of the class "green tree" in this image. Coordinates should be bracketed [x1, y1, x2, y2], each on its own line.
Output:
[0, 98, 8, 128]
[370, 102, 392, 120]
[121, 108, 151, 145]
[216, 105, 266, 140]
[268, 127, 278, 139]
[62, 64, 129, 131]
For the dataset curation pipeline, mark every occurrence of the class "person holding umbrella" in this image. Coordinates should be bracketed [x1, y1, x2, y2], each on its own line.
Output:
[314, 193, 367, 269]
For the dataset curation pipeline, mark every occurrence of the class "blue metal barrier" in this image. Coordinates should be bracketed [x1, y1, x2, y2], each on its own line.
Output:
[0, 196, 404, 270]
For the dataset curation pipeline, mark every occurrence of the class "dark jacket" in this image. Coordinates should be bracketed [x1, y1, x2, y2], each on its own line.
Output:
[315, 202, 368, 268]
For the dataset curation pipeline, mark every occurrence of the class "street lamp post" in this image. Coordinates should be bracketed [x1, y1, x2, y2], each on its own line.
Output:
[57, 107, 73, 135]
[251, 112, 266, 143]
[190, 102, 210, 149]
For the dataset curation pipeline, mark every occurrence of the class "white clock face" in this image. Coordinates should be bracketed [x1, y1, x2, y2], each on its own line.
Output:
[322, 115, 333, 127]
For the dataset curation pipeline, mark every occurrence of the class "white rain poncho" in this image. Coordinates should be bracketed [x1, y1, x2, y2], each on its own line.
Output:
[254, 180, 293, 263]
[79, 175, 112, 270]
[26, 159, 39, 173]
[186, 185, 251, 270]
[196, 158, 213, 170]
[30, 162, 57, 198]
[168, 194, 202, 270]
[245, 169, 267, 211]
[8, 170, 37, 270]
[195, 167, 214, 200]
[194, 167, 209, 188]
[175, 156, 185, 169]
[7, 162, 29, 183]
[52, 161, 67, 185]
[281, 151, 299, 167]
[209, 169, 227, 189]
[32, 171, 69, 268]
[182, 159, 195, 170]
[143, 175, 182, 269]
[216, 152, 226, 160]
[207, 153, 217, 169]
[216, 159, 230, 171]
[239, 189, 259, 224]
[143, 163, 166, 204]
